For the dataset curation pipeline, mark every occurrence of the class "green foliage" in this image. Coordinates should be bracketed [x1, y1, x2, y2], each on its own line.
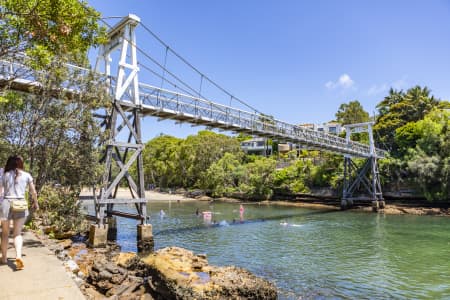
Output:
[403, 109, 450, 200]
[335, 100, 370, 125]
[178, 131, 243, 187]
[274, 159, 314, 193]
[372, 86, 449, 200]
[238, 156, 276, 199]
[0, 67, 110, 189]
[142, 135, 182, 188]
[1, 0, 106, 65]
[37, 184, 87, 234]
[200, 153, 243, 197]
[143, 131, 243, 189]
[0, 0, 109, 191]
[311, 154, 343, 188]
[374, 86, 440, 153]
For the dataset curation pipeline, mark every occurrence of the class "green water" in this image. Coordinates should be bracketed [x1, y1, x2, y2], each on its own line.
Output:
[103, 201, 450, 299]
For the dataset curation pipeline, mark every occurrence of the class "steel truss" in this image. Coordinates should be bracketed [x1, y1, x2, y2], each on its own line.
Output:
[94, 14, 147, 224]
[341, 122, 384, 210]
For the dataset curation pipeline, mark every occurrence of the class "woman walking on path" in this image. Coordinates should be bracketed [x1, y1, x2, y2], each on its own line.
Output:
[0, 156, 38, 269]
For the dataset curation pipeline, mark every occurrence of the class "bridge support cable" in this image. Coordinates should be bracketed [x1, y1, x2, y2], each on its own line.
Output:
[341, 122, 384, 211]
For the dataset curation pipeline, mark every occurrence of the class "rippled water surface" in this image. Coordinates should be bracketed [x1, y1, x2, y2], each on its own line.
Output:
[92, 201, 450, 299]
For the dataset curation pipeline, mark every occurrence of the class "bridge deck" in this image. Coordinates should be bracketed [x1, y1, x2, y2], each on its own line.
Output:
[0, 60, 385, 158]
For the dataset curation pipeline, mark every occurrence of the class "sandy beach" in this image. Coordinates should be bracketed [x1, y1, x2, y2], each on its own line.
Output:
[80, 188, 198, 202]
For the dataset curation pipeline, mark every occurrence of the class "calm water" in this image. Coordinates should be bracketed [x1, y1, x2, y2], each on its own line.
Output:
[92, 201, 450, 299]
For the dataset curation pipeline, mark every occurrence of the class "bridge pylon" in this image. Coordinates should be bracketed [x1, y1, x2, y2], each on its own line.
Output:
[341, 122, 384, 211]
[89, 14, 153, 251]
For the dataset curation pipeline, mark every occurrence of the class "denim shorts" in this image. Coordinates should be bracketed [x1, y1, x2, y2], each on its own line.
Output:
[0, 198, 29, 221]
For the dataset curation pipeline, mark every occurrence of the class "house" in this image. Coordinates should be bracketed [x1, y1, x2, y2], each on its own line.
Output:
[299, 122, 343, 135]
[240, 137, 272, 155]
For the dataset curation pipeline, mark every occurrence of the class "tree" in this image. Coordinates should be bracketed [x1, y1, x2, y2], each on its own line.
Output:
[405, 108, 450, 200]
[200, 153, 243, 197]
[0, 65, 109, 189]
[238, 156, 276, 199]
[0, 0, 108, 190]
[178, 131, 243, 187]
[374, 86, 440, 153]
[0, 0, 105, 66]
[335, 100, 369, 125]
[142, 135, 182, 188]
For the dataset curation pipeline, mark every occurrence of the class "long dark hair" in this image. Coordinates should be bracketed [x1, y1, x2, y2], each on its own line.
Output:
[4, 155, 24, 183]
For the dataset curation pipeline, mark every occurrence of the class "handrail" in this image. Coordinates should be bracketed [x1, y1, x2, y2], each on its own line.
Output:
[0, 57, 386, 158]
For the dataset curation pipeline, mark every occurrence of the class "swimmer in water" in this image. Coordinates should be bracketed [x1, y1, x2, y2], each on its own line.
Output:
[280, 221, 288, 226]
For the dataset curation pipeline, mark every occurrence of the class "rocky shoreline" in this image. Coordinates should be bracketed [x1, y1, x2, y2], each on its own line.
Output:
[253, 200, 450, 216]
[36, 233, 277, 300]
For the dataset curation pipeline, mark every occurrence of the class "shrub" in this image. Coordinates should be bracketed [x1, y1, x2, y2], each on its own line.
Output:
[37, 184, 87, 236]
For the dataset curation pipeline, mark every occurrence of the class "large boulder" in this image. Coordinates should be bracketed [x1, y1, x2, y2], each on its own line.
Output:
[142, 247, 277, 300]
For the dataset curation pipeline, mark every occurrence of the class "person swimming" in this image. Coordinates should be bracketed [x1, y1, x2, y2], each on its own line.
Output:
[280, 221, 302, 227]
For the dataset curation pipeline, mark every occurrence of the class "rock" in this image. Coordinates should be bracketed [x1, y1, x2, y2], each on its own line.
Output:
[128, 275, 144, 284]
[106, 283, 129, 297]
[54, 230, 76, 240]
[142, 247, 277, 299]
[197, 196, 212, 201]
[98, 270, 113, 281]
[185, 189, 204, 198]
[77, 271, 86, 280]
[197, 254, 207, 260]
[57, 250, 69, 261]
[43, 225, 56, 234]
[84, 287, 106, 300]
[115, 252, 139, 269]
[96, 279, 114, 293]
[58, 239, 73, 249]
[111, 273, 127, 285]
[140, 294, 154, 300]
[65, 259, 80, 273]
[73, 276, 84, 287]
[105, 262, 120, 274]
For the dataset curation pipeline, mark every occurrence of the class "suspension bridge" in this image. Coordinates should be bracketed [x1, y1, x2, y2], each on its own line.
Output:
[0, 14, 386, 250]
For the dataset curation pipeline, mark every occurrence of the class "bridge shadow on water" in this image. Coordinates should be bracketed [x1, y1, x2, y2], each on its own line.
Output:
[153, 209, 338, 236]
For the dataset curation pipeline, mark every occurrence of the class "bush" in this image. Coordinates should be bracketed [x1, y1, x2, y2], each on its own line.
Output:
[37, 184, 87, 236]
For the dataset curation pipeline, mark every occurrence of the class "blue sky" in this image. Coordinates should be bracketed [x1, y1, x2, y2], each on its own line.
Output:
[88, 0, 450, 141]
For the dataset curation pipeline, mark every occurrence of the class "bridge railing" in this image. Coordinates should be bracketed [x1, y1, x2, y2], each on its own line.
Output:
[0, 55, 103, 95]
[0, 57, 386, 158]
[138, 84, 386, 158]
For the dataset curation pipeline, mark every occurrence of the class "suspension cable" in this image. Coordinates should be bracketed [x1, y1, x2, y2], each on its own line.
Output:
[98, 19, 206, 99]
[138, 22, 261, 114]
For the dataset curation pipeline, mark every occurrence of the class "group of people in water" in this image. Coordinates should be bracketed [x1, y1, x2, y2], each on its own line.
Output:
[159, 203, 300, 228]
[160, 204, 246, 226]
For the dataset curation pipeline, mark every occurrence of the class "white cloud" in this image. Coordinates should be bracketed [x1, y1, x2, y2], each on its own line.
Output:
[367, 77, 408, 96]
[367, 84, 388, 96]
[325, 73, 355, 89]
[392, 77, 408, 90]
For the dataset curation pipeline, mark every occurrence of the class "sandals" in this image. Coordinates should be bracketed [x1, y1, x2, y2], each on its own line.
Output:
[15, 258, 24, 270]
